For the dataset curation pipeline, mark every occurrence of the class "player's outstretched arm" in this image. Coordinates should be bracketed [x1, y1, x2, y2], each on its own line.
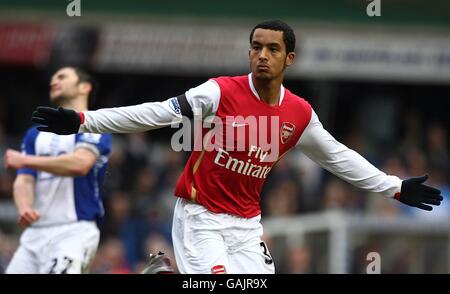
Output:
[32, 80, 220, 135]
[32, 97, 187, 135]
[297, 111, 442, 211]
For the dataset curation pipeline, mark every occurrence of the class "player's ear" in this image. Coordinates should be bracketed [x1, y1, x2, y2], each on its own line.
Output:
[285, 52, 295, 67]
[79, 82, 92, 96]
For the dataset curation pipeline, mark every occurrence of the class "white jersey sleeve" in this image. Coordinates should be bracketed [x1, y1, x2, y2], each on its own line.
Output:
[79, 80, 221, 133]
[295, 111, 402, 198]
[185, 79, 221, 118]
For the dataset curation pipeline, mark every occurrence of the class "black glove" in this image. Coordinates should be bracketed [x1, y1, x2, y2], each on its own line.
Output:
[396, 175, 443, 211]
[31, 106, 82, 135]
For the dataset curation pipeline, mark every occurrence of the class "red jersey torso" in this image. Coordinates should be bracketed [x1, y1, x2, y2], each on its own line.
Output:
[174, 75, 312, 218]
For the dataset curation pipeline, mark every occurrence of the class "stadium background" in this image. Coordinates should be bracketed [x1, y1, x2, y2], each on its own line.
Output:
[0, 0, 449, 273]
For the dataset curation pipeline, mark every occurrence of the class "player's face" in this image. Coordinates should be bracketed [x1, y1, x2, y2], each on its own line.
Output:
[249, 29, 295, 81]
[49, 67, 81, 104]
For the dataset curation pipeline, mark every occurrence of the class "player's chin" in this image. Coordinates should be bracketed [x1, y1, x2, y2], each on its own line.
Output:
[50, 93, 65, 104]
[253, 71, 273, 80]
[49, 93, 59, 101]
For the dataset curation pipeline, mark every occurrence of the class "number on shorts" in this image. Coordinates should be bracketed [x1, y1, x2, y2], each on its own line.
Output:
[48, 258, 58, 274]
[260, 241, 273, 265]
[61, 256, 74, 274]
[48, 256, 74, 274]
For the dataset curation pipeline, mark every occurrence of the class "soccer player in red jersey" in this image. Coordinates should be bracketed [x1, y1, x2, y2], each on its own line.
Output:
[31, 20, 442, 274]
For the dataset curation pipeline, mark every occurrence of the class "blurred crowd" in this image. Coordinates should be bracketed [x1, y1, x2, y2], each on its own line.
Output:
[0, 75, 449, 274]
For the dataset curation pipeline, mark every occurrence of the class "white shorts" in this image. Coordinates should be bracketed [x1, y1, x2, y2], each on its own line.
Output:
[172, 198, 275, 274]
[6, 221, 99, 274]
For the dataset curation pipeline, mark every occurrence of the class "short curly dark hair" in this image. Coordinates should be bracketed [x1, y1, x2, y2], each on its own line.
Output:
[249, 20, 296, 54]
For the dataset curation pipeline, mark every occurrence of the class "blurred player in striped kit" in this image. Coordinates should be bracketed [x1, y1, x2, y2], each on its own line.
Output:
[4, 67, 112, 273]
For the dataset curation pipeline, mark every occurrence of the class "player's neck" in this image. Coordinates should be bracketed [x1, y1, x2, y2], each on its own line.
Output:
[59, 97, 88, 112]
[252, 76, 283, 106]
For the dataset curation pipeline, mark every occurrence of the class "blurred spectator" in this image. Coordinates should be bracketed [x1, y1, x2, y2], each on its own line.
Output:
[265, 179, 300, 217]
[426, 123, 449, 177]
[283, 242, 313, 274]
[102, 191, 132, 238]
[405, 146, 429, 177]
[0, 230, 19, 274]
[289, 150, 322, 212]
[322, 178, 347, 210]
[0, 123, 6, 171]
[383, 239, 414, 274]
[0, 124, 13, 200]
[0, 171, 14, 200]
[344, 127, 377, 162]
[366, 193, 402, 217]
[157, 165, 183, 222]
[321, 178, 362, 212]
[131, 167, 159, 217]
[382, 155, 408, 179]
[91, 237, 131, 274]
[401, 110, 424, 152]
[102, 136, 127, 193]
[122, 133, 152, 189]
[101, 190, 144, 268]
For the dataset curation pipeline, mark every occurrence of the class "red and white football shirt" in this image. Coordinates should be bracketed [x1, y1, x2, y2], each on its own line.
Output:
[174, 75, 312, 218]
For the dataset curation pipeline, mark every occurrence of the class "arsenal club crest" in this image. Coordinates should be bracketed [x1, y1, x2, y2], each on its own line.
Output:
[280, 122, 295, 144]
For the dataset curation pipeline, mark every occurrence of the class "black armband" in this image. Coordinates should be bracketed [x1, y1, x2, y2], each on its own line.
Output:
[176, 94, 194, 119]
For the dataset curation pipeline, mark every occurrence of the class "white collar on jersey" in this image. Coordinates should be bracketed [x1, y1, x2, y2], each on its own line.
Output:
[247, 73, 285, 106]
